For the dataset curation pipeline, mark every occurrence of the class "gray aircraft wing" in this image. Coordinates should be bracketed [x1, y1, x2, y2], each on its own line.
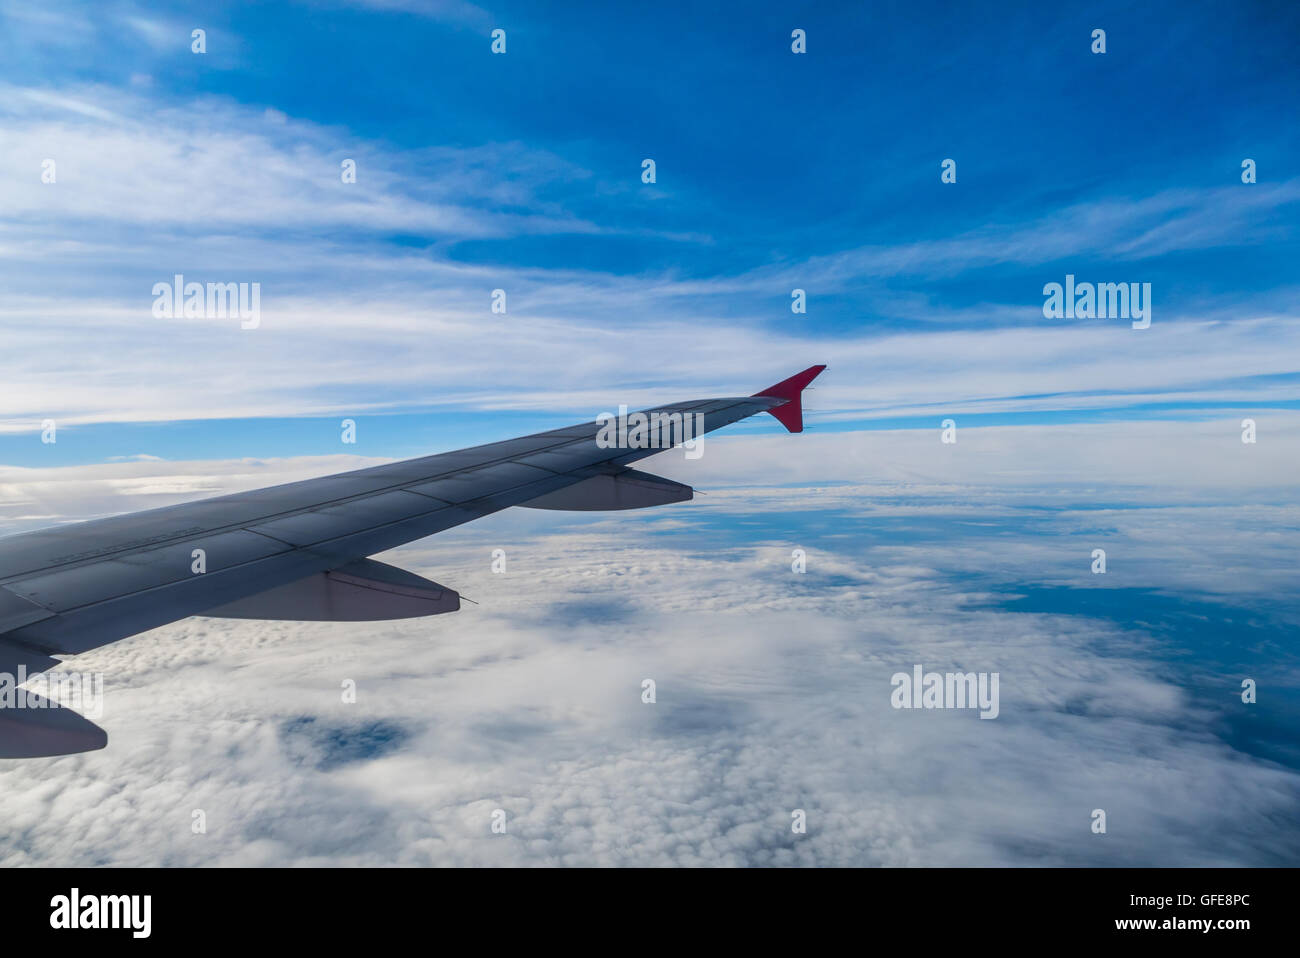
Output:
[0, 365, 824, 756]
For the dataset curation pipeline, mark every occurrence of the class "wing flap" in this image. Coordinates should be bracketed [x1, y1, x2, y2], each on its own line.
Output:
[248, 490, 440, 547]
[0, 586, 55, 634]
[3, 530, 292, 613]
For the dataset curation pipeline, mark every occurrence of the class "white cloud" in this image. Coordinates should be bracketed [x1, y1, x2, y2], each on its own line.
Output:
[1, 494, 1295, 865]
[1, 432, 1295, 865]
[0, 83, 1294, 437]
[333, 0, 493, 28]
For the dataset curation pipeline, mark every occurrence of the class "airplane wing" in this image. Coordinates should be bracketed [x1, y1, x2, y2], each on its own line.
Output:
[0, 365, 825, 757]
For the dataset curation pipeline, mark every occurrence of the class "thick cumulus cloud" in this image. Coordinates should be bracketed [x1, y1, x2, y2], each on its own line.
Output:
[2, 430, 1297, 866]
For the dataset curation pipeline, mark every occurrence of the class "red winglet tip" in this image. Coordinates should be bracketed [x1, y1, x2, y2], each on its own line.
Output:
[753, 365, 827, 433]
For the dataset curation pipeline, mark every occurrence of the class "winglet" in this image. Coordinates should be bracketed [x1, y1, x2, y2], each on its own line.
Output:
[752, 365, 827, 433]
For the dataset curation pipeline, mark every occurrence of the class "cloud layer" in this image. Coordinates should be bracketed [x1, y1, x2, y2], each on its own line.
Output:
[2, 430, 1296, 866]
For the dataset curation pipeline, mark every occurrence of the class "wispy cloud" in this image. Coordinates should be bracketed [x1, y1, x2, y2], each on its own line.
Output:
[338, 0, 492, 27]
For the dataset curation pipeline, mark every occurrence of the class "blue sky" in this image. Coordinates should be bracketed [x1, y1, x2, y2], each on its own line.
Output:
[1, 0, 1298, 466]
